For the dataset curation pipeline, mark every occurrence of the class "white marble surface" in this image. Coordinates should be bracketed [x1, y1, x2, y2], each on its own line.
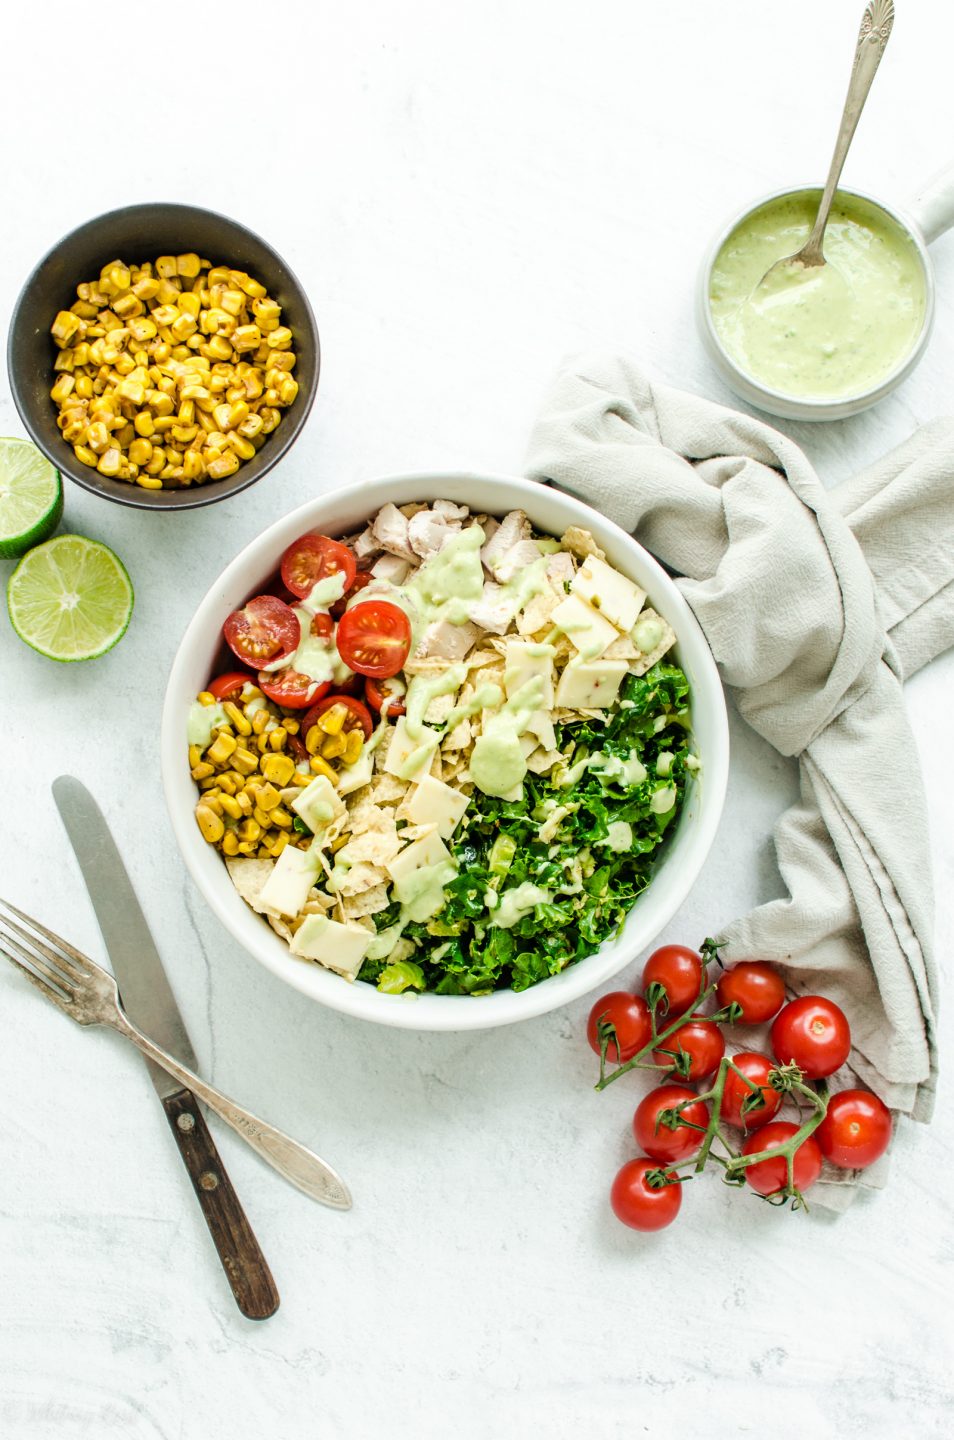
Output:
[2, 2, 953, 1435]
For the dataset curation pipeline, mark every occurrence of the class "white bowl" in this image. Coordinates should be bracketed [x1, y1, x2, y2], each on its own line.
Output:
[161, 472, 729, 1031]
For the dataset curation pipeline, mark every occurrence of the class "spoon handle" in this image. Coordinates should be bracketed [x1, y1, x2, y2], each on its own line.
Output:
[803, 0, 895, 263]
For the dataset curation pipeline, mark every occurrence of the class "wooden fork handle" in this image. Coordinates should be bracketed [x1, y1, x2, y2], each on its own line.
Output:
[162, 1088, 280, 1321]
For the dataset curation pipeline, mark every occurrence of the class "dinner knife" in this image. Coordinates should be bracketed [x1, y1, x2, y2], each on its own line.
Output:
[52, 775, 280, 1320]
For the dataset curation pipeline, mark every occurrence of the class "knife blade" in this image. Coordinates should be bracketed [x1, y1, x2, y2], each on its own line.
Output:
[52, 774, 280, 1320]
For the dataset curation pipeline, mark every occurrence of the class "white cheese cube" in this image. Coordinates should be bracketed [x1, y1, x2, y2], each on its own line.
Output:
[551, 593, 619, 659]
[290, 914, 371, 980]
[571, 555, 645, 632]
[292, 774, 345, 834]
[405, 774, 470, 839]
[337, 749, 374, 796]
[555, 657, 628, 710]
[259, 844, 323, 918]
[383, 714, 440, 780]
[386, 829, 452, 884]
[524, 709, 557, 752]
[504, 639, 555, 709]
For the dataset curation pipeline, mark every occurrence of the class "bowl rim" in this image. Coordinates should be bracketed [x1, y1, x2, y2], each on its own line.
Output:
[6, 201, 320, 511]
[161, 470, 730, 1030]
[696, 183, 936, 419]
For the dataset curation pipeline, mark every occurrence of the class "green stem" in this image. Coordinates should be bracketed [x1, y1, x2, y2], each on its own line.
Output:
[595, 983, 719, 1091]
[723, 1079, 829, 1200]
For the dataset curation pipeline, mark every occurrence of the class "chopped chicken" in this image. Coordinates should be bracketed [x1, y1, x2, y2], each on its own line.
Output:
[415, 617, 480, 663]
[372, 502, 417, 561]
[481, 510, 530, 575]
[371, 553, 411, 584]
[547, 551, 576, 587]
[432, 500, 469, 522]
[469, 580, 517, 634]
[408, 507, 462, 559]
[354, 527, 380, 559]
[491, 538, 542, 584]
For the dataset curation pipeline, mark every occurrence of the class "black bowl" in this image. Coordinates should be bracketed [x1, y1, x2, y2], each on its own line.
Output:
[7, 203, 319, 511]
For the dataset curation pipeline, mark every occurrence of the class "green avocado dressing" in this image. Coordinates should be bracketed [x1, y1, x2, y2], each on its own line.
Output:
[709, 190, 926, 399]
[406, 524, 486, 625]
[404, 664, 469, 740]
[469, 676, 544, 798]
[187, 701, 228, 750]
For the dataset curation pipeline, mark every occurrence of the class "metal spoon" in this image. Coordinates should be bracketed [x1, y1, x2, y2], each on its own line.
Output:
[758, 0, 895, 287]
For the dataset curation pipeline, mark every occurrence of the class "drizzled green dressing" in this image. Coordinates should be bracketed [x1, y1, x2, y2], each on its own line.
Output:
[469, 676, 545, 798]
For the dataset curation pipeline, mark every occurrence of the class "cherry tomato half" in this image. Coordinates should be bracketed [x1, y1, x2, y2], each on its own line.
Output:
[365, 676, 407, 717]
[224, 595, 300, 666]
[586, 992, 652, 1064]
[331, 569, 373, 618]
[301, 693, 374, 742]
[335, 600, 411, 679]
[653, 1020, 725, 1082]
[721, 1052, 783, 1131]
[311, 612, 335, 639]
[742, 1121, 822, 1198]
[280, 534, 356, 600]
[633, 1085, 710, 1164]
[642, 944, 705, 1017]
[208, 670, 253, 701]
[816, 1089, 892, 1170]
[771, 996, 851, 1079]
[258, 670, 330, 709]
[610, 1159, 682, 1231]
[716, 961, 786, 1024]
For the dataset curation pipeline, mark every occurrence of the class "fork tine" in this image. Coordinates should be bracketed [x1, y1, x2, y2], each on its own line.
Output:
[0, 897, 93, 979]
[0, 939, 74, 1014]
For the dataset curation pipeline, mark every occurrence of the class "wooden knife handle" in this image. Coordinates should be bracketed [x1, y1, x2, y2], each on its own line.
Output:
[162, 1088, 280, 1320]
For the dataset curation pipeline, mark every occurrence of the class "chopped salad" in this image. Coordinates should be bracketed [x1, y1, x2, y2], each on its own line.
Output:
[186, 500, 698, 995]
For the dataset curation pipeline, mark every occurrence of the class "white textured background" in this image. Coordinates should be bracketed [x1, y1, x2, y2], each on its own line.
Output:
[2, 2, 953, 1436]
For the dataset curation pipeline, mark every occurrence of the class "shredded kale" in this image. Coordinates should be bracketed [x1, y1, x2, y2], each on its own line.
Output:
[362, 662, 696, 995]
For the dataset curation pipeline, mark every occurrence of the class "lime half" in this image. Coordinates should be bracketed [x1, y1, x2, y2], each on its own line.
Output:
[7, 535, 134, 661]
[0, 439, 63, 559]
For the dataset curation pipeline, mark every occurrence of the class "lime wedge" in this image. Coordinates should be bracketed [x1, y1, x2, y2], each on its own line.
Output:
[7, 535, 134, 661]
[0, 439, 63, 559]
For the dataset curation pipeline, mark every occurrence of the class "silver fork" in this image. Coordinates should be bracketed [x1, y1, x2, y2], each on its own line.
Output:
[0, 898, 351, 1210]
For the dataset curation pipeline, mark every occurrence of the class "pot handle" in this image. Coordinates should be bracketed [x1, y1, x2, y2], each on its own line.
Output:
[907, 164, 954, 245]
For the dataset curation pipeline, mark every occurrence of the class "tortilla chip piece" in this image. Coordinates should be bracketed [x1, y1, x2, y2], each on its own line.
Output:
[428, 749, 443, 781]
[603, 634, 640, 661]
[516, 586, 561, 636]
[561, 525, 605, 561]
[465, 648, 502, 671]
[267, 914, 295, 944]
[341, 884, 391, 919]
[225, 857, 276, 914]
[339, 825, 404, 866]
[371, 772, 409, 805]
[629, 609, 677, 676]
[424, 690, 459, 725]
[396, 821, 440, 843]
[332, 860, 389, 895]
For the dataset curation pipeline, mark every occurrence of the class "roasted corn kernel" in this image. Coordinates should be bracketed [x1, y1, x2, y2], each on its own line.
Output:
[50, 255, 298, 490]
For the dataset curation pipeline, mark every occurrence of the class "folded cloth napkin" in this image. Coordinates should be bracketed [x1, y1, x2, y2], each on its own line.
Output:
[526, 355, 954, 1201]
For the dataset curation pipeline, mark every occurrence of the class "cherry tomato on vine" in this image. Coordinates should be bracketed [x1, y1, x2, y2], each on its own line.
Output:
[336, 600, 411, 679]
[771, 996, 851, 1079]
[208, 670, 253, 701]
[365, 675, 407, 717]
[586, 992, 652, 1064]
[258, 670, 330, 709]
[741, 1121, 822, 1198]
[816, 1089, 892, 1169]
[301, 692, 374, 743]
[610, 1158, 682, 1231]
[224, 595, 299, 667]
[280, 534, 356, 600]
[633, 1085, 710, 1164]
[642, 944, 704, 1017]
[653, 1019, 725, 1082]
[721, 1052, 783, 1131]
[716, 961, 786, 1024]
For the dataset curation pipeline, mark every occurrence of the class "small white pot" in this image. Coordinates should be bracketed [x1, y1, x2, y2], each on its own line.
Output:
[697, 166, 954, 421]
[161, 473, 729, 1031]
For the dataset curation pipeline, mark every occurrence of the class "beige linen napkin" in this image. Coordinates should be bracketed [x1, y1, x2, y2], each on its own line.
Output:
[526, 355, 954, 1197]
